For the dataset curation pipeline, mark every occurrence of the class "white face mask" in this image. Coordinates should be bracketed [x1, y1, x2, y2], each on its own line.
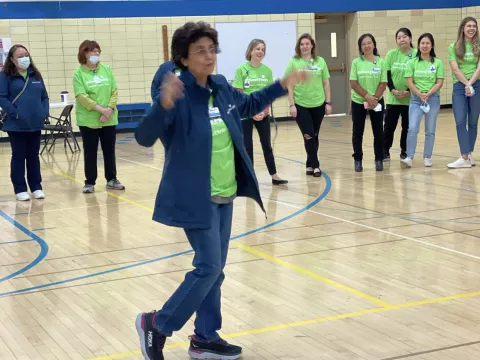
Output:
[89, 55, 100, 65]
[373, 103, 382, 112]
[17, 56, 30, 70]
[420, 102, 430, 113]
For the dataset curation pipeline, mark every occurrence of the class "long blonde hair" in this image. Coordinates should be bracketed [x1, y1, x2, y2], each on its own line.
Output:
[454, 17, 480, 60]
[245, 39, 266, 61]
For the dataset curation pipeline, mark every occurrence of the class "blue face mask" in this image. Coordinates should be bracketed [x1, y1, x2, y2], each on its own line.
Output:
[17, 56, 30, 70]
[89, 56, 100, 65]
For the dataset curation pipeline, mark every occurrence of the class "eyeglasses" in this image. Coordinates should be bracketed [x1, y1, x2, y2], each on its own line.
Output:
[190, 45, 220, 57]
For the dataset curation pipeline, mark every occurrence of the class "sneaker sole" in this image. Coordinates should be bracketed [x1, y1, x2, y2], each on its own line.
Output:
[447, 164, 472, 169]
[106, 187, 125, 190]
[135, 313, 150, 360]
[400, 162, 411, 169]
[188, 349, 242, 360]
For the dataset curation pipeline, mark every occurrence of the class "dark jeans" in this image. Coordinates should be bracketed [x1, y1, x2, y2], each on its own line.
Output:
[79, 125, 117, 185]
[295, 103, 326, 169]
[242, 116, 277, 175]
[351, 99, 385, 161]
[153, 202, 233, 342]
[7, 131, 42, 194]
[383, 104, 409, 156]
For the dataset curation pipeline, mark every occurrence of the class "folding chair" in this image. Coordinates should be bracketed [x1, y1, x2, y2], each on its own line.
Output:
[41, 104, 80, 154]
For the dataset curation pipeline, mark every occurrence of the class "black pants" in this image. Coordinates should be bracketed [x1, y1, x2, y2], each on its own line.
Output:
[351, 99, 385, 161]
[383, 104, 409, 156]
[295, 103, 326, 169]
[242, 116, 277, 175]
[79, 125, 117, 185]
[8, 130, 42, 194]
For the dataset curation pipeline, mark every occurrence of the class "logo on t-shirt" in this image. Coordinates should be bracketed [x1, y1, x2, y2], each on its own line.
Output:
[429, 65, 436, 72]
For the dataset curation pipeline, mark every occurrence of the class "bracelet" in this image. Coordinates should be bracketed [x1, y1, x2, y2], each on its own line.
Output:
[289, 105, 295, 108]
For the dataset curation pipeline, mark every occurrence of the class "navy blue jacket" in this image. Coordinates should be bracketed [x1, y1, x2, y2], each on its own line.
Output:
[136, 70, 287, 229]
[0, 68, 49, 132]
[151, 61, 181, 101]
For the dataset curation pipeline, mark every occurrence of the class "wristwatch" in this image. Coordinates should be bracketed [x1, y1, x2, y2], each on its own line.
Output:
[325, 101, 332, 105]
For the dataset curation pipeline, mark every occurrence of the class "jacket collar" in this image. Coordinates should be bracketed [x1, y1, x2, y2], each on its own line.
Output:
[179, 70, 220, 95]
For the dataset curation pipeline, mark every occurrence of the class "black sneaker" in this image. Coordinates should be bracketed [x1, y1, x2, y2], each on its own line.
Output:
[135, 311, 166, 360]
[384, 154, 391, 161]
[400, 152, 407, 160]
[188, 335, 242, 360]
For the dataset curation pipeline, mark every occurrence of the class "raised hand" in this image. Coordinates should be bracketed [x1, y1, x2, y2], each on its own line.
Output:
[160, 72, 184, 109]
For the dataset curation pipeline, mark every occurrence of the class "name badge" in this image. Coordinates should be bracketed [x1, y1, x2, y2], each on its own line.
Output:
[209, 106, 221, 119]
[372, 67, 381, 73]
[93, 75, 101, 83]
[308, 65, 319, 71]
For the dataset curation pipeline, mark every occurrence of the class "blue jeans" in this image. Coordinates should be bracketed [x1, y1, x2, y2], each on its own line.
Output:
[452, 80, 480, 155]
[7, 130, 42, 194]
[406, 93, 440, 159]
[154, 202, 233, 342]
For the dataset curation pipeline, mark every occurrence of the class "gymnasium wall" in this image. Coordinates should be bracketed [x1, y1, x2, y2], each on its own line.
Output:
[0, 5, 478, 130]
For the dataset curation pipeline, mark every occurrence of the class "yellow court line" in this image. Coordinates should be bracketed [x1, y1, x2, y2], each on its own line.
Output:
[42, 165, 388, 307]
[88, 290, 480, 360]
[231, 240, 391, 307]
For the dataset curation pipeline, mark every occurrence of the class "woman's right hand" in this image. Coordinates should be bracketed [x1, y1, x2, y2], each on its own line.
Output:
[365, 95, 377, 109]
[289, 105, 297, 118]
[160, 72, 184, 109]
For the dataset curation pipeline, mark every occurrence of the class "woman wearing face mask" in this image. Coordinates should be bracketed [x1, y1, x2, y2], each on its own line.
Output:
[383, 28, 417, 161]
[447, 17, 480, 169]
[133, 22, 308, 360]
[73, 40, 124, 193]
[285, 33, 331, 177]
[0, 45, 49, 201]
[233, 39, 288, 185]
[350, 33, 388, 172]
[402, 33, 444, 168]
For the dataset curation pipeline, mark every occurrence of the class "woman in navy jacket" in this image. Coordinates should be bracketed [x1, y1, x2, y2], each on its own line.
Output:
[134, 22, 308, 360]
[0, 45, 49, 201]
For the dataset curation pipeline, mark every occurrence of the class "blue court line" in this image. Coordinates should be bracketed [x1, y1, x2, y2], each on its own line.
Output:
[0, 172, 332, 297]
[32, 227, 56, 232]
[0, 211, 49, 284]
[0, 240, 35, 245]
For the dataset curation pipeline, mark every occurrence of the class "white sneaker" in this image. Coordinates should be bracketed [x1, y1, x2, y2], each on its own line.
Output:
[469, 154, 475, 166]
[401, 157, 413, 168]
[16, 192, 30, 201]
[424, 158, 432, 167]
[447, 157, 471, 169]
[32, 190, 45, 199]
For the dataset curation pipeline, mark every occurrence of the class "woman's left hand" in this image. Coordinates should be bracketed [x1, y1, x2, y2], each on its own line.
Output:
[325, 104, 332, 115]
[281, 70, 311, 89]
[253, 112, 265, 121]
[99, 115, 108, 123]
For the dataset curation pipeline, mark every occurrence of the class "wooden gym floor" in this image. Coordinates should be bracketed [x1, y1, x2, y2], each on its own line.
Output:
[0, 110, 480, 360]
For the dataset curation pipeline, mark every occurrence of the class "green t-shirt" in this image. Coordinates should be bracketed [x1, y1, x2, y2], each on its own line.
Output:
[405, 57, 445, 94]
[448, 42, 479, 83]
[350, 56, 388, 105]
[232, 62, 273, 95]
[73, 63, 118, 127]
[284, 56, 330, 108]
[209, 96, 237, 198]
[385, 48, 417, 105]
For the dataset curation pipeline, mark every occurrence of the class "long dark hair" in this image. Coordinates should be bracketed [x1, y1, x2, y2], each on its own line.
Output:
[416, 33, 436, 62]
[2, 44, 42, 80]
[396, 27, 413, 48]
[358, 34, 379, 57]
